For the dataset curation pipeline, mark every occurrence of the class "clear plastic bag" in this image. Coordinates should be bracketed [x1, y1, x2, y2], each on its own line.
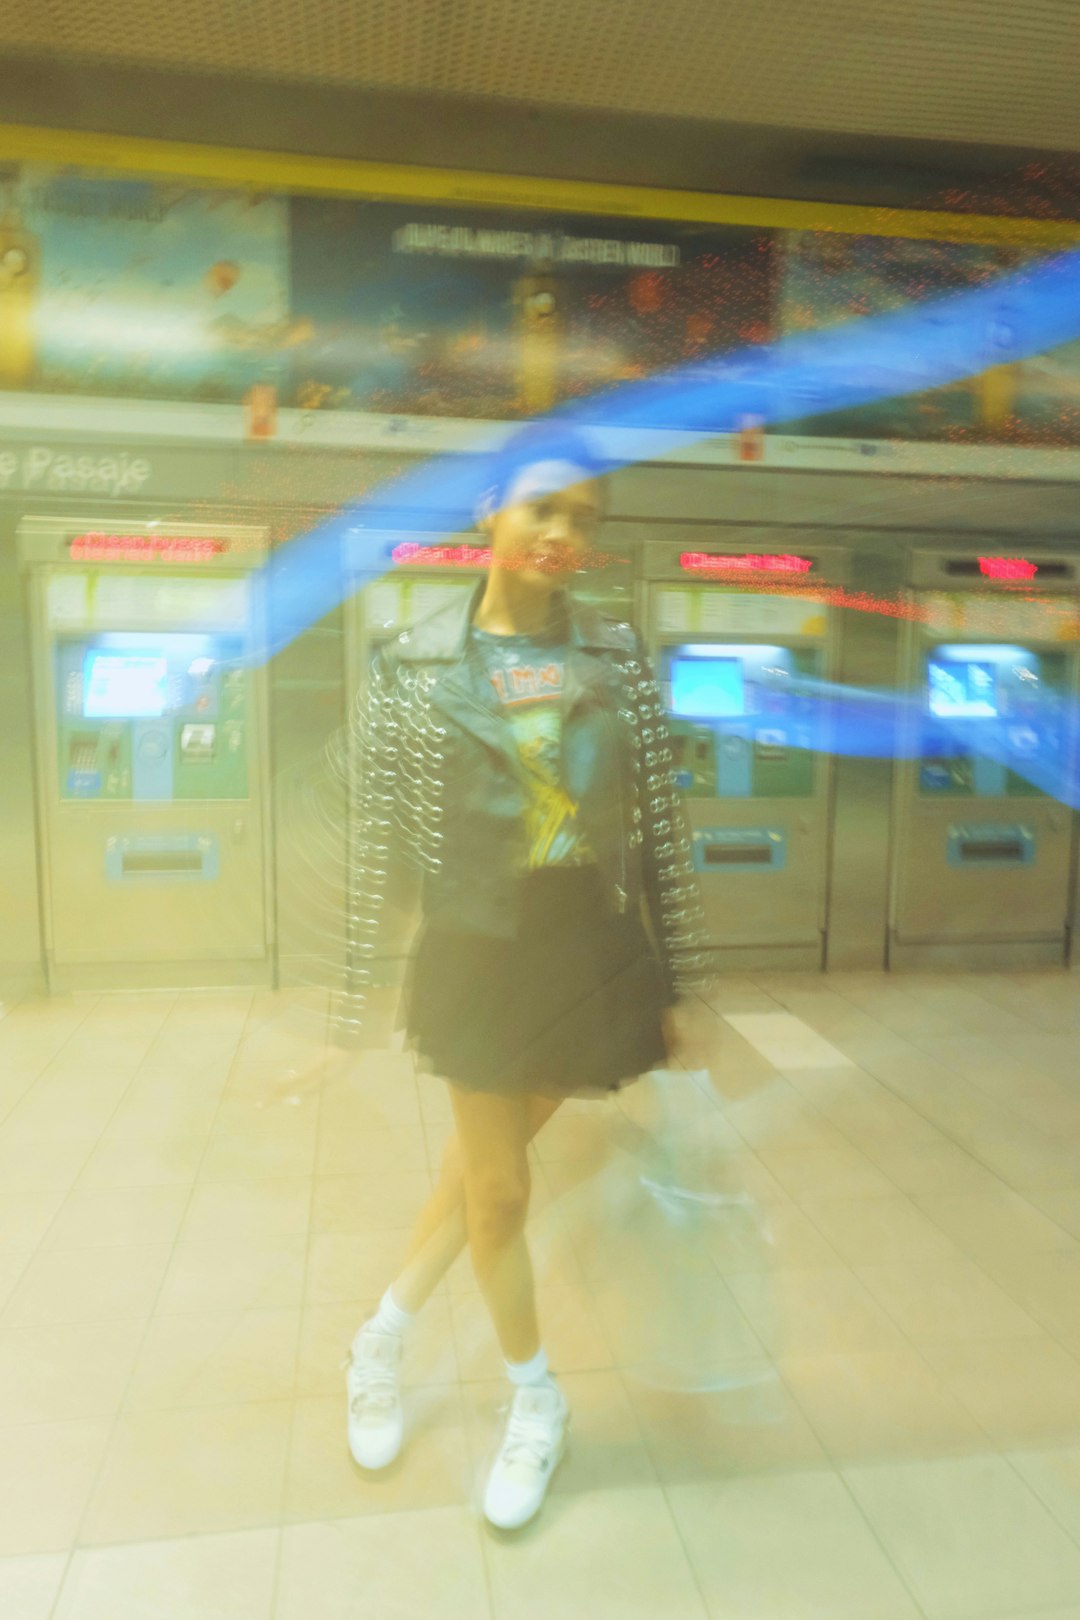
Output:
[547, 1068, 785, 1401]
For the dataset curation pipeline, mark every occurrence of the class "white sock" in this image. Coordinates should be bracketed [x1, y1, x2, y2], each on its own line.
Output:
[370, 1286, 416, 1339]
[505, 1345, 555, 1390]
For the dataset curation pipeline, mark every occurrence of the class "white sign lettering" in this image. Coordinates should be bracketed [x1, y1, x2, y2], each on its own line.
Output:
[0, 446, 152, 496]
[391, 222, 681, 268]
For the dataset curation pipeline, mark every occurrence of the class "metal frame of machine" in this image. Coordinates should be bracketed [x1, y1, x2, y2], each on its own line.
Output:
[18, 515, 274, 991]
[889, 545, 1080, 969]
[642, 537, 850, 971]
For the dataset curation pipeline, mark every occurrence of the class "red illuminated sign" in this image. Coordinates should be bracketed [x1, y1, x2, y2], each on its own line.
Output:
[68, 532, 227, 562]
[679, 551, 814, 575]
[978, 556, 1039, 581]
[391, 542, 492, 568]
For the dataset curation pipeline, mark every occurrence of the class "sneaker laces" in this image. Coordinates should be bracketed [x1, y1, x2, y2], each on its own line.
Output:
[498, 1392, 560, 1472]
[343, 1336, 400, 1418]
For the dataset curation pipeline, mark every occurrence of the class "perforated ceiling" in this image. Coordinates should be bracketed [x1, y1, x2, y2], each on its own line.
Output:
[3, 0, 1079, 153]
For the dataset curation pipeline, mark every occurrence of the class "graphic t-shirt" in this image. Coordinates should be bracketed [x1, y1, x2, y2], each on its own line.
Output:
[472, 627, 594, 870]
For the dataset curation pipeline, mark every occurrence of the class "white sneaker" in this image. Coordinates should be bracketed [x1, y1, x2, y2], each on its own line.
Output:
[345, 1325, 404, 1470]
[483, 1382, 570, 1530]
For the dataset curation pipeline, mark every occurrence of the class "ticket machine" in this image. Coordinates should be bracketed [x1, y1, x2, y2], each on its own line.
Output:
[646, 543, 845, 969]
[890, 549, 1080, 966]
[20, 518, 271, 988]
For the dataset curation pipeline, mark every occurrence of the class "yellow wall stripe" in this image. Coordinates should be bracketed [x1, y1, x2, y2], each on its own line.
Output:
[2, 121, 1078, 248]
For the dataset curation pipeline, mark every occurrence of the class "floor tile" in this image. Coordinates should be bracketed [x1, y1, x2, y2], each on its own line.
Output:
[0, 1420, 112, 1555]
[483, 1485, 708, 1620]
[80, 1401, 293, 1544]
[154, 1235, 307, 1316]
[303, 1229, 413, 1307]
[0, 1133, 97, 1192]
[1010, 1447, 1080, 1549]
[40, 1184, 192, 1251]
[668, 1469, 922, 1619]
[123, 1308, 302, 1411]
[103, 1071, 229, 1143]
[0, 1249, 34, 1314]
[844, 1453, 1080, 1619]
[198, 1108, 320, 1182]
[914, 1190, 1079, 1268]
[865, 1144, 1009, 1200]
[0, 1552, 68, 1620]
[854, 1256, 1043, 1344]
[727, 1266, 910, 1357]
[54, 1528, 278, 1620]
[960, 1251, 1080, 1345]
[801, 1195, 962, 1268]
[0, 1245, 173, 1329]
[282, 1387, 471, 1522]
[1029, 1189, 1080, 1243]
[314, 1124, 429, 1179]
[178, 1178, 312, 1245]
[275, 1508, 489, 1620]
[627, 1372, 827, 1482]
[0, 1318, 145, 1424]
[923, 1338, 1080, 1446]
[780, 1350, 985, 1465]
[308, 1171, 435, 1235]
[75, 1132, 207, 1190]
[721, 1012, 853, 1072]
[756, 1143, 897, 1202]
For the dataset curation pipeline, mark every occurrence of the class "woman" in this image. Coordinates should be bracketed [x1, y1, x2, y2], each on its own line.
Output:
[342, 422, 707, 1530]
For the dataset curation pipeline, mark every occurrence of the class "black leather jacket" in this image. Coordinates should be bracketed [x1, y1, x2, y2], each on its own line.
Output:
[344, 583, 705, 1020]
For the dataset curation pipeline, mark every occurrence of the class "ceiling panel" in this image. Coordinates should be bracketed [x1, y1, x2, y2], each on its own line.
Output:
[2, 0, 1079, 153]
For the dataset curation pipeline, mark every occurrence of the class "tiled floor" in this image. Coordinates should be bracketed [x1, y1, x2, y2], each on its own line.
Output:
[3, 971, 1080, 1617]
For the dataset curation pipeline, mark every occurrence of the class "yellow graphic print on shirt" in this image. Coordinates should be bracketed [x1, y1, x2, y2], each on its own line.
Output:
[486, 654, 593, 869]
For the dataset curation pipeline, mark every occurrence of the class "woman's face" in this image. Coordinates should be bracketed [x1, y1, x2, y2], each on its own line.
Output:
[482, 459, 603, 589]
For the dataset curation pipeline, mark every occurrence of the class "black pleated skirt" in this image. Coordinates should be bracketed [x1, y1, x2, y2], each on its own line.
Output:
[402, 866, 668, 1098]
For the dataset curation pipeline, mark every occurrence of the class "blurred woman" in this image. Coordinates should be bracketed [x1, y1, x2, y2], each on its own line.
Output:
[343, 422, 706, 1529]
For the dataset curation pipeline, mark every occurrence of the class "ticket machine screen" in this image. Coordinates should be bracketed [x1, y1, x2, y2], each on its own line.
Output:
[928, 659, 997, 720]
[670, 655, 744, 719]
[83, 652, 168, 719]
[919, 643, 1065, 797]
[55, 632, 249, 801]
[663, 642, 819, 799]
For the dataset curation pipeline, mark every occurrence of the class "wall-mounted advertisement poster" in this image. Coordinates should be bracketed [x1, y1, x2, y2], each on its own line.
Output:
[1, 161, 1079, 451]
[776, 230, 1080, 447]
[285, 197, 775, 421]
[0, 166, 292, 402]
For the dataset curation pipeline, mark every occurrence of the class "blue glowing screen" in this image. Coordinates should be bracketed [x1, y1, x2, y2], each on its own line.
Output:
[83, 652, 168, 718]
[670, 656, 745, 719]
[928, 660, 998, 720]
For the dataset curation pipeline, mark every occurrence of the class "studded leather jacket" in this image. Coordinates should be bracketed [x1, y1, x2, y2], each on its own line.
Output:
[339, 583, 707, 1034]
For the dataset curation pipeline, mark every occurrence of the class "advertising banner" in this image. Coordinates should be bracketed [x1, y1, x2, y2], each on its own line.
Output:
[286, 197, 774, 420]
[2, 161, 1080, 451]
[0, 167, 291, 402]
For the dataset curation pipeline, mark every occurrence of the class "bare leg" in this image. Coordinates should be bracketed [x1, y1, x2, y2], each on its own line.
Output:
[388, 1090, 560, 1316]
[449, 1086, 547, 1365]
